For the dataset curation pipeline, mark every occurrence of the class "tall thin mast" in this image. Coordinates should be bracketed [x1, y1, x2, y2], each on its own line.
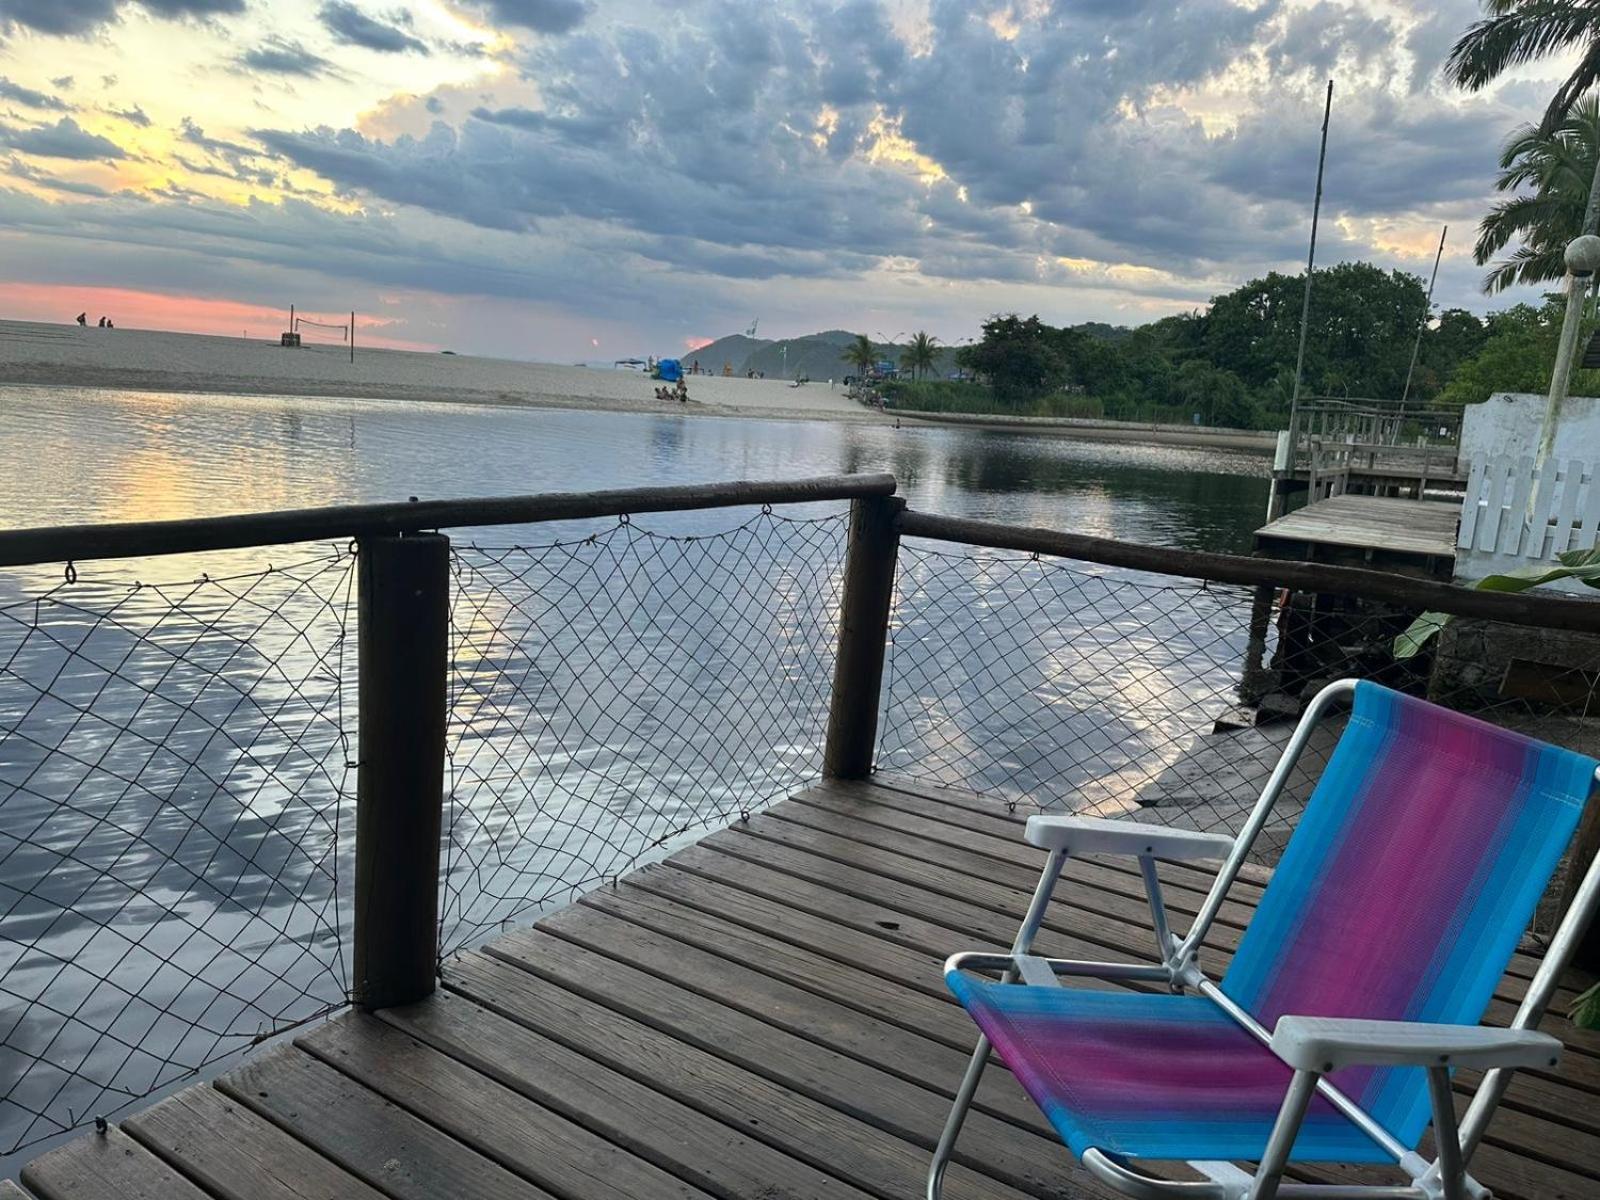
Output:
[1400, 224, 1447, 408]
[1287, 79, 1334, 459]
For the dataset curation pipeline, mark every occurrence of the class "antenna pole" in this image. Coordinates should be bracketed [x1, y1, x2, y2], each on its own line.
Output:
[1286, 79, 1333, 471]
[1400, 225, 1447, 408]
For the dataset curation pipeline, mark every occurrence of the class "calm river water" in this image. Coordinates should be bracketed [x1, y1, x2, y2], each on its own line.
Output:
[0, 384, 1270, 1156]
[0, 386, 1269, 547]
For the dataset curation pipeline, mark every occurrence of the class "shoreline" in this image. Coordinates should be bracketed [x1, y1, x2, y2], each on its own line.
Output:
[0, 319, 1274, 453]
[892, 409, 1276, 452]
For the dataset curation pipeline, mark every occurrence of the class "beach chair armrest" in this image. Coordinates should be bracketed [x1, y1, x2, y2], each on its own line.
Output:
[1272, 1016, 1562, 1072]
[1024, 815, 1233, 861]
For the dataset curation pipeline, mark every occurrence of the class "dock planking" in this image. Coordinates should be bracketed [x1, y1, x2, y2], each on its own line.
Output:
[1254, 494, 1460, 575]
[16, 778, 1600, 1200]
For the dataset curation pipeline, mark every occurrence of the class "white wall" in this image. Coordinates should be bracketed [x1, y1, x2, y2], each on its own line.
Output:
[1458, 392, 1600, 464]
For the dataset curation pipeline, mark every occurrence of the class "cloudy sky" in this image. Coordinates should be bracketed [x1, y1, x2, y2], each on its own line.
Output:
[0, 0, 1569, 358]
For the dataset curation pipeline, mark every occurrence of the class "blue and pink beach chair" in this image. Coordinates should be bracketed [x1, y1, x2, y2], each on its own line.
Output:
[934, 679, 1600, 1200]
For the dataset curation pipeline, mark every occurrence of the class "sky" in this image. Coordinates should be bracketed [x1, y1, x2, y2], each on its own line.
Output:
[0, 0, 1573, 360]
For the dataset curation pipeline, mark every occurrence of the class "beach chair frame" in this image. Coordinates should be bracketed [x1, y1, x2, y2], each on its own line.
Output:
[929, 678, 1600, 1200]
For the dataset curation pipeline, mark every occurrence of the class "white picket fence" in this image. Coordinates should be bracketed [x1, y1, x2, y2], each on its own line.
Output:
[1457, 456, 1600, 584]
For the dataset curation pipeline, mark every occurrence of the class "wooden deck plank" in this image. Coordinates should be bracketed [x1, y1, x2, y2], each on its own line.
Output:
[481, 924, 1083, 1197]
[535, 897, 1053, 1135]
[19, 774, 1597, 1200]
[380, 990, 877, 1200]
[122, 1086, 386, 1200]
[660, 831, 1600, 1184]
[216, 1047, 558, 1200]
[1254, 495, 1460, 558]
[441, 949, 1054, 1200]
[296, 1014, 713, 1200]
[626, 853, 1599, 1199]
[837, 779, 1574, 994]
[719, 800, 1600, 1133]
[22, 1127, 212, 1200]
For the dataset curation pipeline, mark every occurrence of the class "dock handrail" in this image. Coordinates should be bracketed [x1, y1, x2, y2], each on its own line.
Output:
[3, 471, 1599, 1160]
[895, 509, 1600, 632]
[0, 473, 897, 568]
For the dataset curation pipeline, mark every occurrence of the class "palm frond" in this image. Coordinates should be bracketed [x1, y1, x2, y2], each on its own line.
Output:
[1448, 3, 1598, 92]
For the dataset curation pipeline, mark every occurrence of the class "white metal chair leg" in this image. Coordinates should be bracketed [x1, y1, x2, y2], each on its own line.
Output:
[931, 847, 1065, 1198]
[1250, 1069, 1319, 1200]
[927, 1034, 991, 1199]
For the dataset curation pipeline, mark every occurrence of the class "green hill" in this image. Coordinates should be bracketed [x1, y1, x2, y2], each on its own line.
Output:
[681, 322, 1129, 380]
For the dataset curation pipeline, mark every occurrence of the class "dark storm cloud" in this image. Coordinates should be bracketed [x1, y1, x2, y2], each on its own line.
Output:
[478, 0, 589, 34]
[4, 154, 111, 195]
[11, 0, 1545, 345]
[1, 116, 126, 160]
[239, 37, 333, 76]
[0, 77, 70, 111]
[1, 0, 243, 36]
[318, 2, 429, 55]
[140, 0, 246, 14]
[107, 103, 151, 126]
[180, 116, 260, 160]
[260, 0, 1313, 281]
[0, 0, 117, 35]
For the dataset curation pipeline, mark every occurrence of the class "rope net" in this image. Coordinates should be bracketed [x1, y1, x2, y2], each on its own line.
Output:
[0, 552, 356, 1156]
[438, 510, 847, 954]
[880, 538, 1600, 869]
[0, 508, 848, 1153]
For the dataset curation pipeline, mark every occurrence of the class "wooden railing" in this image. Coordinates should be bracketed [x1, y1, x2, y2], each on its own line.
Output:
[3, 470, 1598, 1020]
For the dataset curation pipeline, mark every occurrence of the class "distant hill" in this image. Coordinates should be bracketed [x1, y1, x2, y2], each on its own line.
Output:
[683, 328, 960, 380]
[681, 321, 1131, 380]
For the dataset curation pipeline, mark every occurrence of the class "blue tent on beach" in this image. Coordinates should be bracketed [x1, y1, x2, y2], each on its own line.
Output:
[655, 358, 683, 382]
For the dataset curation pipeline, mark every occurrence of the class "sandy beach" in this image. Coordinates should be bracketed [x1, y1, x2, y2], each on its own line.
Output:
[0, 320, 1275, 452]
[0, 320, 876, 422]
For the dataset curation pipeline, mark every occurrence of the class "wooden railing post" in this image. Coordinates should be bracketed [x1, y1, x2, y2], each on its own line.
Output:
[823, 494, 904, 780]
[353, 532, 449, 1009]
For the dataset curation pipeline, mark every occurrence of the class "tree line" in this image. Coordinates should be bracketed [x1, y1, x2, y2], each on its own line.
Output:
[906, 263, 1596, 428]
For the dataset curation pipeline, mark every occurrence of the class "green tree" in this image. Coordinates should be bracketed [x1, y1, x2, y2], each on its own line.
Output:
[1436, 302, 1560, 405]
[899, 330, 938, 381]
[956, 314, 1068, 403]
[843, 333, 876, 377]
[1447, 1, 1600, 135]
[1201, 263, 1429, 399]
[1475, 98, 1600, 291]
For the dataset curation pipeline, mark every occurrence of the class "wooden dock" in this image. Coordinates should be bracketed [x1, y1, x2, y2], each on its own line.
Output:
[1255, 494, 1460, 579]
[19, 777, 1600, 1200]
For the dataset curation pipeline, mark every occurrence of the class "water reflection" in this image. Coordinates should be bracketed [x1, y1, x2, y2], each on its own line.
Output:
[0, 385, 1270, 1153]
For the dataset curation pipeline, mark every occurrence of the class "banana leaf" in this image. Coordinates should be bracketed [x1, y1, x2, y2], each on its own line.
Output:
[1392, 547, 1600, 659]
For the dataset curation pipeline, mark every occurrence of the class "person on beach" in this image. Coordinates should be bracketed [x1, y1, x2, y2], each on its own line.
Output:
[75, 312, 87, 326]
[97, 316, 106, 327]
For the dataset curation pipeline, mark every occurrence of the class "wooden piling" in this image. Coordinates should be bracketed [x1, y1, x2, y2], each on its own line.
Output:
[823, 494, 904, 780]
[353, 532, 449, 1009]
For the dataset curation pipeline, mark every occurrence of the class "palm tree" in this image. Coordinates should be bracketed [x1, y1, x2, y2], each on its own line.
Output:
[899, 330, 938, 381]
[1476, 98, 1600, 290]
[843, 333, 876, 378]
[1447, 1, 1600, 135]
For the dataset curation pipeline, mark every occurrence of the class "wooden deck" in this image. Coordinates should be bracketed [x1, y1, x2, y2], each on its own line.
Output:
[1255, 495, 1460, 578]
[18, 777, 1600, 1200]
